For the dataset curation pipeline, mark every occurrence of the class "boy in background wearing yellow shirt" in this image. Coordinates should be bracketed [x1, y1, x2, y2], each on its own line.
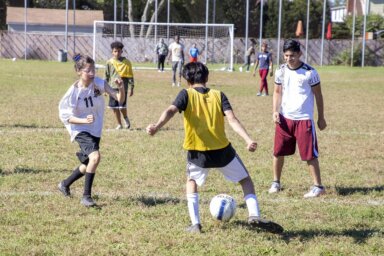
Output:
[146, 62, 283, 234]
[105, 41, 135, 129]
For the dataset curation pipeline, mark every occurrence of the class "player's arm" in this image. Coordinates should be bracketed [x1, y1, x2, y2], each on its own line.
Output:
[146, 105, 179, 136]
[312, 84, 327, 130]
[252, 59, 259, 76]
[224, 109, 257, 152]
[104, 80, 125, 104]
[272, 83, 282, 124]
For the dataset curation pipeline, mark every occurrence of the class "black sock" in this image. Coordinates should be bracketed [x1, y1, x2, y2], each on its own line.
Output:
[83, 172, 95, 196]
[62, 167, 84, 187]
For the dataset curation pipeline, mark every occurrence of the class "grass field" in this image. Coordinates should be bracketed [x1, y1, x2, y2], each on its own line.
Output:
[0, 59, 383, 255]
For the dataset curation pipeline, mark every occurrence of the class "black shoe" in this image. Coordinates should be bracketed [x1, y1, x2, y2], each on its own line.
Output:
[186, 224, 202, 233]
[248, 216, 284, 234]
[58, 181, 71, 197]
[81, 195, 96, 207]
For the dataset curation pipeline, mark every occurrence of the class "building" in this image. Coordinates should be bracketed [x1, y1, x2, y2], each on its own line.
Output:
[6, 7, 103, 34]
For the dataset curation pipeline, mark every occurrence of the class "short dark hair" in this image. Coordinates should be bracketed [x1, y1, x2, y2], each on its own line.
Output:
[73, 54, 95, 72]
[111, 41, 124, 50]
[182, 62, 209, 85]
[283, 39, 301, 53]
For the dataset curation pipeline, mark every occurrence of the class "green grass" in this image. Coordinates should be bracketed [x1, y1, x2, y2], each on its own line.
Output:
[0, 59, 383, 255]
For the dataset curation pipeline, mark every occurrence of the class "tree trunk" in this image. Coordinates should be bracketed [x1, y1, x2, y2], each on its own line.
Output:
[145, 0, 166, 38]
[140, 0, 152, 37]
[127, 0, 134, 38]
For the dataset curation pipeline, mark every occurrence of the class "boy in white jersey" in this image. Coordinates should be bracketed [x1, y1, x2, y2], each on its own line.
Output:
[168, 35, 184, 87]
[146, 62, 283, 234]
[58, 54, 124, 207]
[270, 39, 327, 198]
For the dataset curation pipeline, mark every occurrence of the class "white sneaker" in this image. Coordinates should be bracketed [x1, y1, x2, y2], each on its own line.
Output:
[256, 92, 261, 96]
[268, 181, 281, 194]
[239, 67, 243, 72]
[172, 82, 175, 87]
[304, 186, 325, 198]
[115, 125, 122, 130]
[177, 82, 181, 87]
[158, 70, 161, 72]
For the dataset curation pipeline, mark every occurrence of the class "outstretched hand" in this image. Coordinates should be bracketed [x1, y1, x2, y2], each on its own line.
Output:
[146, 124, 158, 136]
[247, 141, 257, 152]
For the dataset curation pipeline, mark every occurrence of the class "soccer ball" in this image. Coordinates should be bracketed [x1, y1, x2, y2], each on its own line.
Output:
[209, 194, 236, 222]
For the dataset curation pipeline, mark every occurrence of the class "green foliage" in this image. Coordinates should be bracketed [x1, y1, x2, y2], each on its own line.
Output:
[345, 14, 384, 37]
[331, 43, 379, 66]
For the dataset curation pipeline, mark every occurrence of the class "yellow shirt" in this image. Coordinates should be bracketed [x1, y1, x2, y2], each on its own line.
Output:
[109, 57, 134, 78]
[183, 88, 229, 151]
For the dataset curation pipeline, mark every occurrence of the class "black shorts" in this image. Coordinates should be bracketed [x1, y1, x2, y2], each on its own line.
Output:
[74, 132, 100, 165]
[108, 77, 134, 109]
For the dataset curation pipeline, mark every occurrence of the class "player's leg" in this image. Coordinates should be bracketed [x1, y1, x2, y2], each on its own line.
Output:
[270, 115, 296, 193]
[259, 69, 268, 95]
[58, 163, 86, 197]
[296, 119, 325, 198]
[171, 61, 177, 86]
[177, 60, 183, 86]
[220, 156, 284, 233]
[113, 109, 122, 129]
[219, 155, 260, 218]
[109, 93, 123, 129]
[119, 81, 130, 129]
[185, 162, 208, 233]
[81, 150, 100, 207]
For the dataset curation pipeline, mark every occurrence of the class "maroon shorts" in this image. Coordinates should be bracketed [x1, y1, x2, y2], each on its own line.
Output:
[273, 114, 318, 161]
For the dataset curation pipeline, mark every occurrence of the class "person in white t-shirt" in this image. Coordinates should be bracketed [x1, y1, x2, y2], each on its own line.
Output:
[58, 54, 124, 207]
[168, 35, 184, 87]
[270, 39, 327, 198]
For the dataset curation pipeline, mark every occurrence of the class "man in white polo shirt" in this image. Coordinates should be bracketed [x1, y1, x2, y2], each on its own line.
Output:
[269, 39, 327, 198]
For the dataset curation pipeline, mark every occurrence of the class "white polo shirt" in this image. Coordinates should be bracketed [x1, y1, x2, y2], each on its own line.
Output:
[274, 63, 320, 120]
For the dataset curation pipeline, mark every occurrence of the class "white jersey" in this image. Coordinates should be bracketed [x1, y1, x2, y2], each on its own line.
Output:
[59, 77, 115, 141]
[168, 42, 184, 62]
[274, 63, 320, 120]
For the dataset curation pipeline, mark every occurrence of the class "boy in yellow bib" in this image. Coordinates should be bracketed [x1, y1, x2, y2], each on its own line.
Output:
[146, 62, 283, 234]
[105, 41, 135, 129]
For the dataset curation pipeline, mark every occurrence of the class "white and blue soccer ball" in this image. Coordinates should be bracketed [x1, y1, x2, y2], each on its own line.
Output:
[209, 194, 236, 222]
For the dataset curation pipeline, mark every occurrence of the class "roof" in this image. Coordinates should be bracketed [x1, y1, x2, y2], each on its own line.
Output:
[6, 7, 103, 26]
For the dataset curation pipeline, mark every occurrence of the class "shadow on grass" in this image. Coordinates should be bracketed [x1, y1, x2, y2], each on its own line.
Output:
[280, 228, 382, 244]
[0, 166, 69, 176]
[134, 195, 181, 207]
[335, 186, 384, 195]
[0, 124, 54, 129]
[232, 220, 381, 243]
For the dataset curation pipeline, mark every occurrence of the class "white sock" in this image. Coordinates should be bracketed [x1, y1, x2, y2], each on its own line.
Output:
[187, 193, 200, 225]
[244, 194, 260, 217]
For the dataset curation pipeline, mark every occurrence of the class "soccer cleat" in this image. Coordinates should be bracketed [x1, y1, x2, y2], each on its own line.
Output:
[177, 82, 181, 87]
[248, 216, 284, 234]
[268, 181, 281, 194]
[172, 82, 176, 87]
[158, 69, 161, 72]
[186, 224, 202, 233]
[239, 67, 243, 72]
[115, 125, 122, 130]
[261, 93, 267, 96]
[81, 195, 96, 207]
[58, 181, 71, 197]
[124, 117, 131, 129]
[304, 186, 325, 198]
[256, 92, 261, 96]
